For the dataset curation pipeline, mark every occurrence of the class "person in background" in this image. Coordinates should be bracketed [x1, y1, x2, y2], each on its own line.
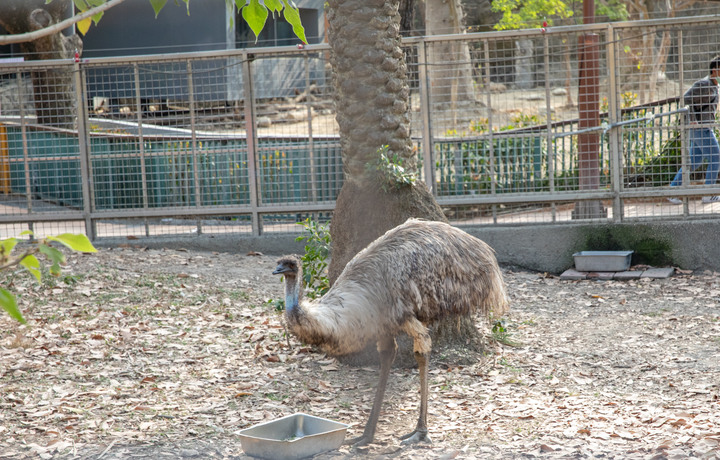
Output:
[668, 55, 720, 205]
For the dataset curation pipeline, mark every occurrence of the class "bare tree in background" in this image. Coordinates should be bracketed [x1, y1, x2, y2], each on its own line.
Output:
[0, 0, 82, 128]
[425, 0, 479, 127]
[622, 0, 697, 103]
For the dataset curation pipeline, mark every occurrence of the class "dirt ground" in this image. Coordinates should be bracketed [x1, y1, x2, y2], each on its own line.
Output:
[1, 245, 719, 460]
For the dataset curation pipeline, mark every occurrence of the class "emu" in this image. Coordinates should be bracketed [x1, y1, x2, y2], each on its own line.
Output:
[272, 218, 509, 446]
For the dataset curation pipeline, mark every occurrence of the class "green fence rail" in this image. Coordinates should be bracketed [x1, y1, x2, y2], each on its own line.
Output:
[5, 125, 343, 211]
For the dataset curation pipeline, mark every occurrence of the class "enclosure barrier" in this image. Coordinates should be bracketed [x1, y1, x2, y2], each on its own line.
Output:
[2, 15, 720, 239]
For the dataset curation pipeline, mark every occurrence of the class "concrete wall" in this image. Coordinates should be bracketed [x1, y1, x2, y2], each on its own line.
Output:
[94, 219, 720, 274]
[464, 221, 719, 273]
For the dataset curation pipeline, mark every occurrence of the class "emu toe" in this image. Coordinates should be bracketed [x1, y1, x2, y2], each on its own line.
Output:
[399, 429, 432, 445]
[345, 434, 373, 447]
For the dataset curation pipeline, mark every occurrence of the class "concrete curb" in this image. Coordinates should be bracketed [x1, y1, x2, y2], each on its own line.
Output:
[560, 267, 675, 281]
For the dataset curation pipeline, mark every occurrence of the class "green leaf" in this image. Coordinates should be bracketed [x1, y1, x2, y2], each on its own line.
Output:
[265, 0, 283, 14]
[242, 0, 269, 43]
[73, 0, 90, 11]
[281, 0, 307, 44]
[39, 244, 66, 266]
[47, 234, 97, 253]
[0, 288, 25, 324]
[49, 262, 61, 277]
[1, 238, 18, 258]
[91, 11, 104, 25]
[20, 255, 42, 283]
[149, 0, 168, 17]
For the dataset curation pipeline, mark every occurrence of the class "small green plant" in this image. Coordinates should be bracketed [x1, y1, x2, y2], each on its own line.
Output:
[370, 145, 417, 191]
[1, 232, 97, 324]
[491, 319, 521, 347]
[469, 118, 489, 134]
[266, 298, 285, 312]
[501, 113, 544, 131]
[296, 218, 331, 299]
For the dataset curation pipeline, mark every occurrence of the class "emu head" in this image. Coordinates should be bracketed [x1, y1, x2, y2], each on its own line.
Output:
[272, 255, 301, 280]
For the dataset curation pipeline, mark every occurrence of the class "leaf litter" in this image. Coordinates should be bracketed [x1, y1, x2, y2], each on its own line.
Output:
[1, 247, 719, 459]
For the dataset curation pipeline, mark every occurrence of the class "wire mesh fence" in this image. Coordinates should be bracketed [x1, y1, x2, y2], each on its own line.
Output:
[3, 16, 720, 240]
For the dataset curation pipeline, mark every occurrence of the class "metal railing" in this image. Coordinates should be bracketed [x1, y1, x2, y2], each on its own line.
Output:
[2, 15, 720, 239]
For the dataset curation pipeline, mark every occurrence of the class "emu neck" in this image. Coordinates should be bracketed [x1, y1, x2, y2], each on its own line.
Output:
[284, 272, 302, 313]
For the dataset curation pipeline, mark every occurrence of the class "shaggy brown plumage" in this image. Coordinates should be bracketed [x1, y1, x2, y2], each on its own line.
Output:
[273, 218, 509, 446]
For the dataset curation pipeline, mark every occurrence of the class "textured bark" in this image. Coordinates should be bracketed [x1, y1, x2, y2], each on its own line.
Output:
[425, 0, 476, 104]
[398, 0, 416, 35]
[0, 0, 81, 128]
[325, 0, 446, 284]
[424, 0, 480, 130]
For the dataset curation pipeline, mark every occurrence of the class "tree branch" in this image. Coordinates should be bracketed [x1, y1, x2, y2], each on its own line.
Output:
[0, 0, 127, 46]
[0, 248, 40, 271]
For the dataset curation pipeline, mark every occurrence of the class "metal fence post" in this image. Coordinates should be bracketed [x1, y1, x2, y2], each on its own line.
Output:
[606, 24, 623, 222]
[305, 52, 318, 204]
[187, 60, 203, 234]
[417, 39, 434, 195]
[73, 61, 95, 239]
[17, 70, 34, 234]
[242, 51, 260, 235]
[133, 63, 150, 236]
[543, 32, 556, 222]
[483, 39, 498, 223]
[678, 30, 689, 213]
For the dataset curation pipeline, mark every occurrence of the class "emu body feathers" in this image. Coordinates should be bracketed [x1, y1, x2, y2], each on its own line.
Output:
[272, 218, 508, 445]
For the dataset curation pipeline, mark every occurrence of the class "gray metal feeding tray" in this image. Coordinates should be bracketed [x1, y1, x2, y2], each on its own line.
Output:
[238, 413, 349, 460]
[573, 250, 634, 272]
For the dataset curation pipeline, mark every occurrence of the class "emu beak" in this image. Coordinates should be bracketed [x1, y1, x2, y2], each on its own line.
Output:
[272, 265, 287, 275]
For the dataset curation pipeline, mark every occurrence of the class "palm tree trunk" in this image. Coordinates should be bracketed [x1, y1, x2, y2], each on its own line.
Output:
[326, 0, 445, 283]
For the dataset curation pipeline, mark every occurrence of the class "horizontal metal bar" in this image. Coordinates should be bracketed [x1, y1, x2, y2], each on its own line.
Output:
[620, 187, 720, 200]
[0, 203, 336, 225]
[609, 108, 688, 130]
[89, 203, 336, 220]
[0, 212, 85, 224]
[437, 191, 615, 206]
[552, 126, 604, 138]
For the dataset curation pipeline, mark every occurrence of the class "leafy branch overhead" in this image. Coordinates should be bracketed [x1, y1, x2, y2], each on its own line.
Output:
[30, 0, 307, 45]
[240, 0, 307, 44]
[0, 232, 96, 324]
[491, 0, 627, 30]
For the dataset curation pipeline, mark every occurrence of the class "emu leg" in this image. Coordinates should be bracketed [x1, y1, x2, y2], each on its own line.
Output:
[345, 336, 397, 447]
[399, 351, 432, 444]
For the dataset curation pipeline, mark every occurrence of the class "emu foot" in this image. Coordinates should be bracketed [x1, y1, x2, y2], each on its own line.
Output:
[344, 434, 373, 447]
[399, 429, 432, 445]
